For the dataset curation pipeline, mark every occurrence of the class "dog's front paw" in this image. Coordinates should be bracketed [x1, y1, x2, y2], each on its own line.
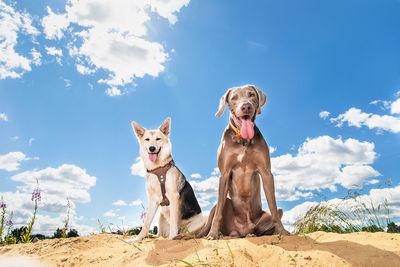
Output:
[206, 231, 220, 240]
[126, 237, 142, 243]
[168, 234, 178, 240]
[172, 233, 191, 240]
[274, 224, 290, 236]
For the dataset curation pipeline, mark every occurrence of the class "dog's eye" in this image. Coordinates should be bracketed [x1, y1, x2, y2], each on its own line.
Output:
[145, 138, 150, 141]
[231, 94, 238, 100]
[249, 92, 256, 97]
[156, 138, 161, 141]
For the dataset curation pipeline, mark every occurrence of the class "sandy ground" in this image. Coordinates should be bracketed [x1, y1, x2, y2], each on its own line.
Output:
[1, 232, 400, 266]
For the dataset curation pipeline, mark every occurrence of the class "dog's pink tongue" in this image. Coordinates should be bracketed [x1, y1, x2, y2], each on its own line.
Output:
[149, 153, 157, 162]
[241, 119, 254, 139]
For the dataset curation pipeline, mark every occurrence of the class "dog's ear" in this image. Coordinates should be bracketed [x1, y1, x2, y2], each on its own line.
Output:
[250, 85, 267, 114]
[159, 117, 171, 136]
[131, 121, 146, 139]
[215, 88, 232, 118]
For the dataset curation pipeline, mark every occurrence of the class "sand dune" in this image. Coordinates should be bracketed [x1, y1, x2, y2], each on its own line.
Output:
[1, 232, 399, 266]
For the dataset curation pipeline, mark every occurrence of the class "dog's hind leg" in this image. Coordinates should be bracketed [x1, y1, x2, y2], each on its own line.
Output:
[254, 208, 283, 236]
[158, 212, 170, 237]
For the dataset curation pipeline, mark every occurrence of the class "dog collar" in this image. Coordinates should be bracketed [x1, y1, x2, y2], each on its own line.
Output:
[229, 121, 242, 140]
[147, 160, 175, 206]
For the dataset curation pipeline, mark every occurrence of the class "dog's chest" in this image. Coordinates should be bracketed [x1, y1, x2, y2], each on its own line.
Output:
[229, 148, 260, 197]
[145, 166, 183, 203]
[230, 146, 257, 166]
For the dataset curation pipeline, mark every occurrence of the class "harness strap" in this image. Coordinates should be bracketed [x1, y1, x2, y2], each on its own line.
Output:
[147, 160, 175, 206]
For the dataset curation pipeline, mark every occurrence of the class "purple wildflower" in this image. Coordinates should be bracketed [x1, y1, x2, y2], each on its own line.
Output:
[31, 190, 41, 202]
[6, 219, 13, 227]
[62, 227, 68, 232]
[0, 196, 5, 209]
[140, 211, 147, 220]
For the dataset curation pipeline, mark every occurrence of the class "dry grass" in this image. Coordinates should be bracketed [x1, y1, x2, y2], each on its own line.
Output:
[293, 191, 392, 234]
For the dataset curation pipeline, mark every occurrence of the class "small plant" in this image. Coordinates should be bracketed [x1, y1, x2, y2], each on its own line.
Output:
[226, 241, 234, 263]
[98, 219, 106, 233]
[107, 224, 113, 233]
[11, 226, 27, 243]
[0, 196, 6, 244]
[53, 228, 64, 238]
[140, 203, 147, 225]
[212, 248, 219, 256]
[293, 188, 394, 234]
[21, 179, 41, 243]
[61, 199, 71, 238]
[4, 212, 16, 245]
[179, 260, 194, 266]
[67, 229, 79, 237]
[387, 222, 400, 233]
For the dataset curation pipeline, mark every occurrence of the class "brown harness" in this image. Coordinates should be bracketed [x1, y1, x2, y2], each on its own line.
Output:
[147, 160, 175, 206]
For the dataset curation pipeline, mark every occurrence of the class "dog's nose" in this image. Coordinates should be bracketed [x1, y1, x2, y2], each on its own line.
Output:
[149, 146, 156, 152]
[241, 103, 252, 112]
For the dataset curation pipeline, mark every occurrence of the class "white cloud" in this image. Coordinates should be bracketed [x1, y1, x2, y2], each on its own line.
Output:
[370, 100, 391, 110]
[130, 156, 146, 177]
[129, 200, 143, 206]
[0, 0, 40, 79]
[319, 111, 330, 119]
[10, 136, 19, 141]
[76, 64, 94, 75]
[0, 152, 29, 171]
[269, 146, 276, 154]
[11, 164, 96, 203]
[105, 87, 121, 97]
[190, 175, 219, 208]
[41, 0, 189, 92]
[30, 48, 41, 66]
[211, 168, 220, 176]
[331, 107, 400, 133]
[64, 79, 71, 87]
[41, 6, 68, 40]
[0, 112, 8, 121]
[366, 179, 379, 185]
[80, 28, 168, 87]
[272, 135, 380, 200]
[28, 137, 35, 146]
[391, 98, 400, 114]
[103, 209, 117, 217]
[331, 93, 400, 134]
[112, 200, 127, 206]
[281, 201, 318, 228]
[45, 46, 63, 57]
[1, 164, 97, 235]
[337, 165, 380, 189]
[149, 0, 190, 24]
[190, 173, 201, 179]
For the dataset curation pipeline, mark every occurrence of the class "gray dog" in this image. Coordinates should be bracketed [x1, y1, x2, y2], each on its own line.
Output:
[199, 85, 288, 239]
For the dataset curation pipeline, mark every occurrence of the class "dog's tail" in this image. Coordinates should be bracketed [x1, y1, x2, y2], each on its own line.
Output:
[196, 204, 216, 238]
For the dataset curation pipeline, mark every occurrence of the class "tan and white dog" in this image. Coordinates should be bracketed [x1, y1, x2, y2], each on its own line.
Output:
[128, 118, 206, 242]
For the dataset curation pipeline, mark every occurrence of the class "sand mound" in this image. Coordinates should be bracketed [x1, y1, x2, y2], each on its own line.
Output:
[1, 232, 399, 266]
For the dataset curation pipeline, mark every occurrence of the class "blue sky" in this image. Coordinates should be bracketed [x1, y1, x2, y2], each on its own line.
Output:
[1, 0, 400, 235]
